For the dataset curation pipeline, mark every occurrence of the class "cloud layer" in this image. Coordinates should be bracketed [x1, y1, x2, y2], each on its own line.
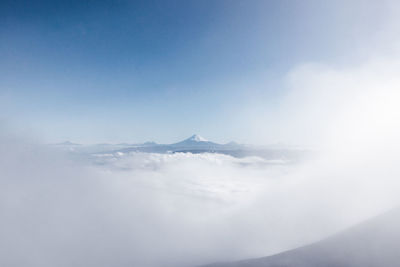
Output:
[3, 38, 400, 267]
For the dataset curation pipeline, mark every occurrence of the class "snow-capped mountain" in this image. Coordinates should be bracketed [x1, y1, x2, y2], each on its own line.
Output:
[171, 134, 220, 148]
[187, 134, 208, 142]
[54, 141, 81, 146]
[51, 134, 309, 161]
[201, 207, 400, 267]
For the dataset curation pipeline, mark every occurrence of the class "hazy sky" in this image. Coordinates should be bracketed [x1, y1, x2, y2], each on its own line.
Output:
[0, 0, 397, 143]
[2, 2, 400, 266]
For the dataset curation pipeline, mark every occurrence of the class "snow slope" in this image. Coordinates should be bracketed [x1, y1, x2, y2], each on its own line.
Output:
[202, 207, 400, 267]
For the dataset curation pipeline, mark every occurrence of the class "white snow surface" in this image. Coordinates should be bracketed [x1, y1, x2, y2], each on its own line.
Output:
[187, 134, 208, 142]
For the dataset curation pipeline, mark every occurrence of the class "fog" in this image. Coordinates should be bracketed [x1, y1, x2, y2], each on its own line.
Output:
[0, 137, 292, 267]
[3, 42, 400, 267]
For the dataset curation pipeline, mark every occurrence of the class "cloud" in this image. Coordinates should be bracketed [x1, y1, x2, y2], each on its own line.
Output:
[0, 135, 298, 267]
[3, 51, 400, 266]
[2, 120, 400, 267]
[3, 18, 400, 267]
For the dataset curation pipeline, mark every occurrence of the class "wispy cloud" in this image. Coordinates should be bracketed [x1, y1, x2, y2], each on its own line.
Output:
[2, 112, 400, 267]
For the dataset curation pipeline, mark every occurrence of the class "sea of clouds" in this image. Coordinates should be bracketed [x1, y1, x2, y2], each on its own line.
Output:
[3, 41, 400, 267]
[1, 122, 400, 267]
[0, 138, 298, 267]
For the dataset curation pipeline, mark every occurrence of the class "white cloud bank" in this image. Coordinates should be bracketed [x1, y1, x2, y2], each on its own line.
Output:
[0, 138, 295, 267]
[3, 45, 400, 267]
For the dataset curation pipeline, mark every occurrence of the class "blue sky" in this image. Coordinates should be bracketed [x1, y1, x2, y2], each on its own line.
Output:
[0, 0, 393, 143]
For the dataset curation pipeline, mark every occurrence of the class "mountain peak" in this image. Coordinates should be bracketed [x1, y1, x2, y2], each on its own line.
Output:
[56, 141, 81, 146]
[187, 134, 208, 142]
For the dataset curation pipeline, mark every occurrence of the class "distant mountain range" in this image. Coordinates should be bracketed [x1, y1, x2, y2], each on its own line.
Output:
[201, 207, 400, 267]
[53, 134, 309, 161]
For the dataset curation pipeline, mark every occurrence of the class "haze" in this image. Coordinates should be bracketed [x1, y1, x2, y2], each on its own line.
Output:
[1, 1, 400, 267]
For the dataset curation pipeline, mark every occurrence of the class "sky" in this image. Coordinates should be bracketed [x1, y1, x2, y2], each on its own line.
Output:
[0, 0, 398, 144]
[2, 2, 400, 266]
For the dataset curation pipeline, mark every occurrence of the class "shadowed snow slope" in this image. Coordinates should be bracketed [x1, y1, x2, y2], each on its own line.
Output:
[202, 207, 400, 267]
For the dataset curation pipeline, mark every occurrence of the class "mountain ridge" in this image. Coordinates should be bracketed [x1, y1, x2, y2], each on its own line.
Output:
[201, 207, 400, 267]
[51, 134, 309, 161]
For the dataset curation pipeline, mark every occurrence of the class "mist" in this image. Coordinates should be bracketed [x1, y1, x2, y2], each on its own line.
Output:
[2, 1, 400, 266]
[2, 55, 400, 266]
